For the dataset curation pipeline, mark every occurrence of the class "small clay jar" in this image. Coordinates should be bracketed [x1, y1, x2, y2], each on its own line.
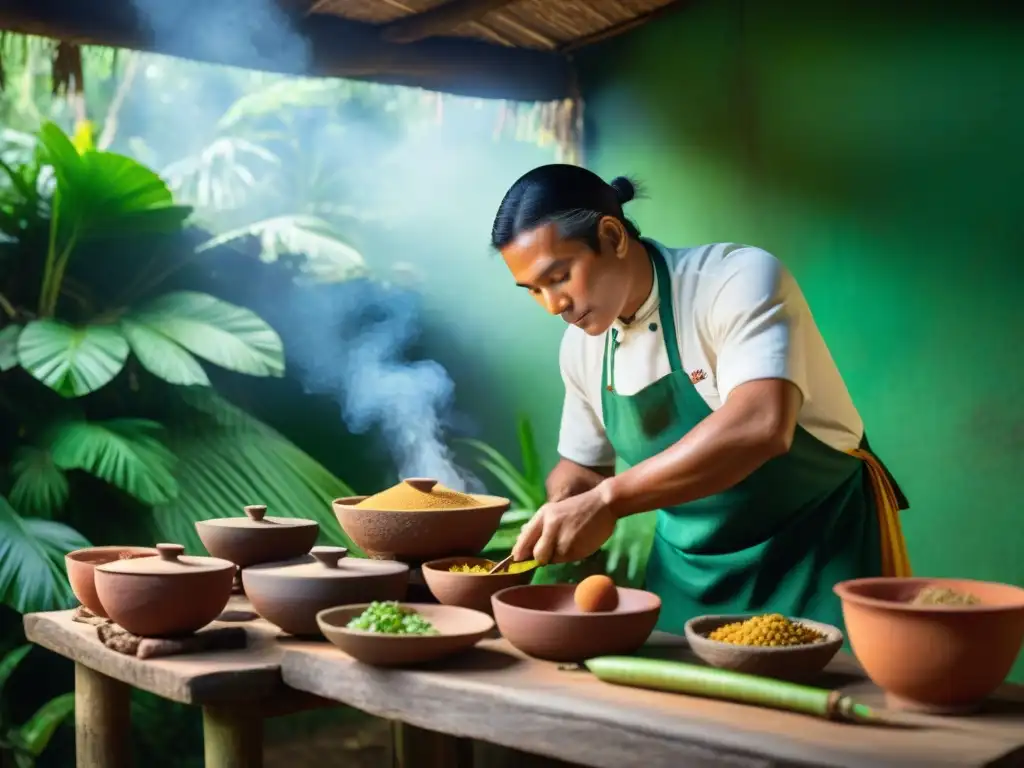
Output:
[66, 546, 159, 618]
[195, 504, 320, 567]
[94, 543, 235, 637]
[242, 546, 409, 637]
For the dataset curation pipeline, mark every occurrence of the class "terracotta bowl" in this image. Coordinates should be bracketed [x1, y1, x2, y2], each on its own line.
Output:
[492, 584, 661, 662]
[65, 546, 159, 618]
[684, 614, 843, 681]
[242, 548, 410, 637]
[835, 577, 1024, 714]
[421, 557, 534, 615]
[95, 544, 236, 637]
[333, 495, 508, 562]
[316, 603, 495, 667]
[195, 505, 320, 567]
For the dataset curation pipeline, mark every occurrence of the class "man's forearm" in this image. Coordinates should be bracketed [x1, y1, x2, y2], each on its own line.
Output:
[598, 379, 802, 519]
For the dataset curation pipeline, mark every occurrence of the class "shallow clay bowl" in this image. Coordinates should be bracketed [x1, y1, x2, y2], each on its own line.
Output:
[835, 577, 1024, 714]
[333, 495, 508, 562]
[492, 584, 661, 662]
[242, 547, 409, 637]
[95, 543, 235, 637]
[316, 603, 494, 667]
[422, 557, 534, 615]
[196, 505, 320, 567]
[684, 614, 843, 682]
[65, 546, 159, 618]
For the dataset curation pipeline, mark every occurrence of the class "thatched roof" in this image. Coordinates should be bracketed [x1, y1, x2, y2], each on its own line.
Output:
[0, 0, 688, 101]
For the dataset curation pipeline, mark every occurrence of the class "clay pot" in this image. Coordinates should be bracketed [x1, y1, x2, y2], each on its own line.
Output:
[422, 557, 533, 615]
[492, 584, 661, 662]
[317, 603, 494, 667]
[65, 546, 159, 618]
[834, 577, 1024, 714]
[333, 479, 508, 563]
[242, 546, 410, 637]
[195, 504, 319, 567]
[684, 614, 843, 682]
[94, 543, 235, 637]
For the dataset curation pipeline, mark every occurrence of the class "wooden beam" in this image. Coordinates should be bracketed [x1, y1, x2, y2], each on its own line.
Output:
[560, 0, 696, 53]
[379, 0, 521, 44]
[0, 0, 570, 102]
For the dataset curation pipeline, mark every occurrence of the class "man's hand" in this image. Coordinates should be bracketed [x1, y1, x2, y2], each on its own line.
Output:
[545, 458, 614, 503]
[512, 485, 617, 565]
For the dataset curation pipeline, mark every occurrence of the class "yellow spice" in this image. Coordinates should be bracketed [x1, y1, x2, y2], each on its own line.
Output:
[911, 586, 981, 606]
[354, 481, 482, 511]
[708, 613, 825, 647]
[448, 564, 492, 574]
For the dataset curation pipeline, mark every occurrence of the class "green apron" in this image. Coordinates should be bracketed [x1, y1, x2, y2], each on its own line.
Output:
[601, 243, 882, 633]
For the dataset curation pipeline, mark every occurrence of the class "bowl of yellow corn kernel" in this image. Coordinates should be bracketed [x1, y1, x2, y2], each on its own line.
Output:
[684, 613, 844, 681]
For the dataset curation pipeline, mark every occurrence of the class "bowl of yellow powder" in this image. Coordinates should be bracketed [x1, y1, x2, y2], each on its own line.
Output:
[333, 478, 509, 563]
[684, 613, 844, 682]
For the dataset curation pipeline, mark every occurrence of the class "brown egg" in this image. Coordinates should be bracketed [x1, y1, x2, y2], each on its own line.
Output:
[573, 574, 619, 613]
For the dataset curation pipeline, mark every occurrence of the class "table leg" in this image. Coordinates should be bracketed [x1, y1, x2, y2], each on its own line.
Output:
[75, 663, 131, 768]
[391, 721, 473, 768]
[203, 706, 263, 768]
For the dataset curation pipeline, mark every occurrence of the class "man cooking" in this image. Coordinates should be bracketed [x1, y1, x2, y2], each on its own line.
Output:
[491, 163, 910, 632]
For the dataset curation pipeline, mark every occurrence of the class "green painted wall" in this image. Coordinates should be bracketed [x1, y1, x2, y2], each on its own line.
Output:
[579, 0, 1024, 680]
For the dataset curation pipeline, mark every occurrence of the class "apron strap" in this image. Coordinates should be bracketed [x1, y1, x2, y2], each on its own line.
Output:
[848, 448, 913, 578]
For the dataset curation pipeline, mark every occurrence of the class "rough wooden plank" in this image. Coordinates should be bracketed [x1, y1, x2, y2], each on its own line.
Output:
[380, 0, 521, 43]
[75, 664, 131, 768]
[24, 599, 298, 705]
[280, 633, 1024, 768]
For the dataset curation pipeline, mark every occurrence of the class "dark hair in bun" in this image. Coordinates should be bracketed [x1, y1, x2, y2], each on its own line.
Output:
[609, 176, 637, 204]
[491, 164, 644, 252]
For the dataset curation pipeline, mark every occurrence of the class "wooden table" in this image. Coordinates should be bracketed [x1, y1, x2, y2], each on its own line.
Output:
[280, 632, 1024, 768]
[23, 597, 335, 768]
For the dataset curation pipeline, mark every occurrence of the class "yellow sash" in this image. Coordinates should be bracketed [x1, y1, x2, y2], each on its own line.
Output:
[848, 449, 912, 577]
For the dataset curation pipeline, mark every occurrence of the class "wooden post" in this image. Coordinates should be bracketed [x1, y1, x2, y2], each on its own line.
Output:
[391, 721, 473, 768]
[75, 663, 131, 768]
[202, 706, 263, 768]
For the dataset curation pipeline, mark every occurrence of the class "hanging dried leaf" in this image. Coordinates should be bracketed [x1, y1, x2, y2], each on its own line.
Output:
[51, 42, 84, 96]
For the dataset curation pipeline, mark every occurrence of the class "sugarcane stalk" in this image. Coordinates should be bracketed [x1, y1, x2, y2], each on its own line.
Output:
[584, 656, 878, 723]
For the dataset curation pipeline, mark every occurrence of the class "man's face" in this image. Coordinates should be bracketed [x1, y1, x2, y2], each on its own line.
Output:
[500, 219, 631, 336]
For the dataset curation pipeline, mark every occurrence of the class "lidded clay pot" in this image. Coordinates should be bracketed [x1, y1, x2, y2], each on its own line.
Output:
[242, 546, 409, 637]
[94, 543, 235, 637]
[333, 477, 508, 562]
[195, 504, 320, 567]
[65, 546, 159, 618]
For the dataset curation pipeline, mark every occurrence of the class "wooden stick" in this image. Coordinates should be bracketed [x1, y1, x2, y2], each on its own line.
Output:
[488, 553, 515, 574]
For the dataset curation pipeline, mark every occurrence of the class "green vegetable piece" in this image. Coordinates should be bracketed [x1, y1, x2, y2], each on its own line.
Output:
[346, 601, 439, 636]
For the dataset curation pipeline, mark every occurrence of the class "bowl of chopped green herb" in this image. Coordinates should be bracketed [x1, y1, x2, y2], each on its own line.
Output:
[316, 601, 495, 666]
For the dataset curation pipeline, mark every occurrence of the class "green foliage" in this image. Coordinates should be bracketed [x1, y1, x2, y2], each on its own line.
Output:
[463, 414, 656, 588]
[0, 645, 73, 767]
[0, 121, 357, 614]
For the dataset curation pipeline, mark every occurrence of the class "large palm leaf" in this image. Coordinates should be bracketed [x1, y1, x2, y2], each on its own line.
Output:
[0, 495, 89, 613]
[151, 389, 357, 554]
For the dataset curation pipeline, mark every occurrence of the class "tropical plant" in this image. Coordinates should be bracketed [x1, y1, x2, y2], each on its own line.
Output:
[0, 645, 73, 767]
[0, 121, 355, 614]
[463, 414, 656, 587]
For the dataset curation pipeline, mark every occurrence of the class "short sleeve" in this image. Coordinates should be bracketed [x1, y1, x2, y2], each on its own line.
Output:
[702, 247, 811, 403]
[556, 332, 616, 468]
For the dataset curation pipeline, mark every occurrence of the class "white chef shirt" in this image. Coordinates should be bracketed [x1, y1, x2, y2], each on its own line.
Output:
[557, 241, 864, 468]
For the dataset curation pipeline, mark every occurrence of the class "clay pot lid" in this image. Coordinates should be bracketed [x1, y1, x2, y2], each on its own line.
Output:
[199, 505, 318, 529]
[244, 547, 409, 579]
[96, 543, 233, 575]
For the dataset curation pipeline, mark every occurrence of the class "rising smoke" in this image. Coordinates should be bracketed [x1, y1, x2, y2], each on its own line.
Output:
[129, 0, 484, 492]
